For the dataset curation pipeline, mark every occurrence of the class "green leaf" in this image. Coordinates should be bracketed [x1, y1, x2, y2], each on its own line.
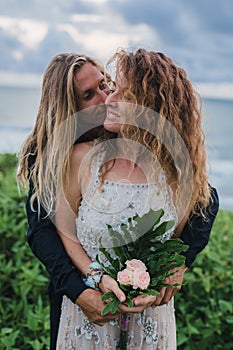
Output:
[124, 295, 134, 307]
[219, 300, 233, 313]
[102, 291, 115, 302]
[225, 316, 233, 324]
[128, 290, 140, 298]
[140, 289, 160, 296]
[133, 208, 164, 235]
[101, 302, 114, 316]
[119, 284, 131, 292]
[97, 249, 118, 273]
[101, 294, 121, 315]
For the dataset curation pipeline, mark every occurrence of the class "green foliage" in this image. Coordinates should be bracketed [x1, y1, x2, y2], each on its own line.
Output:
[0, 154, 50, 350]
[0, 154, 232, 349]
[175, 209, 233, 350]
[98, 208, 189, 315]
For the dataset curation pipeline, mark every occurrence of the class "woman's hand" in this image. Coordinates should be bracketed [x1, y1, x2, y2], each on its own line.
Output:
[99, 274, 126, 303]
[119, 295, 157, 314]
[109, 294, 157, 314]
[99, 265, 187, 314]
[99, 275, 157, 314]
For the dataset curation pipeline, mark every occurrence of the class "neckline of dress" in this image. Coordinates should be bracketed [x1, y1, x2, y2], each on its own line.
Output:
[103, 179, 158, 187]
[93, 150, 163, 189]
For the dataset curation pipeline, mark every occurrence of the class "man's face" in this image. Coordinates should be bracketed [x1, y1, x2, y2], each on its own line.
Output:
[75, 62, 110, 110]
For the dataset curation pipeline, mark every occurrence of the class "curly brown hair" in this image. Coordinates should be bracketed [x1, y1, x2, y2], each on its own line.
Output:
[106, 48, 210, 216]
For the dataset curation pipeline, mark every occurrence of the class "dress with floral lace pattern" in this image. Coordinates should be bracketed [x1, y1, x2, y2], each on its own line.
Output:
[56, 152, 178, 350]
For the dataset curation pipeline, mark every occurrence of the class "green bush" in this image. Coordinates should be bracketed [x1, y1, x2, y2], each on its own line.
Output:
[0, 154, 50, 350]
[0, 153, 232, 349]
[175, 209, 233, 349]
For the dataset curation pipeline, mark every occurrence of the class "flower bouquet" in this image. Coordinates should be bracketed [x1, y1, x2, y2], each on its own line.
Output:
[96, 208, 188, 349]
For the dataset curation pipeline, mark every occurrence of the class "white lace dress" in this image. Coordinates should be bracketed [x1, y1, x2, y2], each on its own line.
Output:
[56, 154, 178, 350]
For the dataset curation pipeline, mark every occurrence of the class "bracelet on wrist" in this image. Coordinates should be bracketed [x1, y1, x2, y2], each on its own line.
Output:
[82, 262, 105, 290]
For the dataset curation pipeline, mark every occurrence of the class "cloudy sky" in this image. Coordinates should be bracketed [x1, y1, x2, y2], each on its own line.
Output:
[0, 0, 233, 96]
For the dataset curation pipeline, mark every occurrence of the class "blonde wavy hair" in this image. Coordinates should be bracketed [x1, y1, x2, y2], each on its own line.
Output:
[105, 48, 210, 216]
[17, 52, 109, 215]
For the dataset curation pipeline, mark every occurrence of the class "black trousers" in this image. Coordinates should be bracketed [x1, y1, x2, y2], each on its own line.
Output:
[48, 283, 63, 350]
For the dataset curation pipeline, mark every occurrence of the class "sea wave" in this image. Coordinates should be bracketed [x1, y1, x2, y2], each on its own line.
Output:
[0, 126, 32, 153]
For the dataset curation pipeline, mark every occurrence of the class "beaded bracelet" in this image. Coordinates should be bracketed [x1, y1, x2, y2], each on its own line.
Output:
[83, 262, 105, 290]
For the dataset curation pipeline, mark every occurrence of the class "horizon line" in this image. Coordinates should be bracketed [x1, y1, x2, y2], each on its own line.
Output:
[0, 71, 233, 100]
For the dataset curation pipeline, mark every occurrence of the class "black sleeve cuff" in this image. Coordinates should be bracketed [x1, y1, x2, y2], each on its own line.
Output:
[180, 186, 219, 267]
[59, 269, 88, 303]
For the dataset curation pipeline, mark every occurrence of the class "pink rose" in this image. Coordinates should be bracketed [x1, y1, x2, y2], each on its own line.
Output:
[117, 269, 133, 286]
[126, 259, 147, 272]
[133, 269, 150, 290]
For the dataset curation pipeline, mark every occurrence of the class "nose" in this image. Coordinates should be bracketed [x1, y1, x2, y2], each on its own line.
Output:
[105, 91, 117, 104]
[96, 89, 108, 103]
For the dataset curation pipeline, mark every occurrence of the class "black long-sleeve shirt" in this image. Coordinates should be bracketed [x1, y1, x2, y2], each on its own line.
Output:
[26, 179, 219, 304]
[180, 186, 219, 266]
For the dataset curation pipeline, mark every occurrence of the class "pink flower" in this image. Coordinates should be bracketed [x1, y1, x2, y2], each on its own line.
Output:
[117, 260, 150, 290]
[126, 259, 147, 272]
[133, 269, 150, 290]
[117, 269, 133, 286]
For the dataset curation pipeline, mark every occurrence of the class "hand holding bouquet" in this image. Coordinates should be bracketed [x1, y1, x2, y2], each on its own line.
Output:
[97, 208, 188, 315]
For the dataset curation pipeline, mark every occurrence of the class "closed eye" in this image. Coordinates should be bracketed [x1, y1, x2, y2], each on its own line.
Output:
[83, 90, 95, 100]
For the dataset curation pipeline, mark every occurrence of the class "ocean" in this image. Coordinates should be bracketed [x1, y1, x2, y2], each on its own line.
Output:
[0, 86, 232, 212]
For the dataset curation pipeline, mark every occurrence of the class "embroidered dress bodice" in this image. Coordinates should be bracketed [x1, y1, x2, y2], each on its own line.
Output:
[56, 151, 178, 350]
[76, 152, 178, 261]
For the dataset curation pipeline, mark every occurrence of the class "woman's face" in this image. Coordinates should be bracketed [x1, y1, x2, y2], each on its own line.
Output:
[104, 80, 123, 133]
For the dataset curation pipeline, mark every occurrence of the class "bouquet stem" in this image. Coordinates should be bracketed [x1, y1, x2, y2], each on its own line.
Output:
[117, 313, 130, 350]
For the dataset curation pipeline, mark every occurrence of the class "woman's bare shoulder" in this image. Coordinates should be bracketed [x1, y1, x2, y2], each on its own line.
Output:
[71, 141, 94, 164]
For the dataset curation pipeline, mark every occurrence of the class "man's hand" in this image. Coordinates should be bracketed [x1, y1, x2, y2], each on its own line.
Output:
[120, 295, 157, 313]
[76, 265, 187, 323]
[132, 265, 187, 308]
[76, 286, 155, 321]
[151, 265, 187, 307]
[75, 289, 119, 326]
